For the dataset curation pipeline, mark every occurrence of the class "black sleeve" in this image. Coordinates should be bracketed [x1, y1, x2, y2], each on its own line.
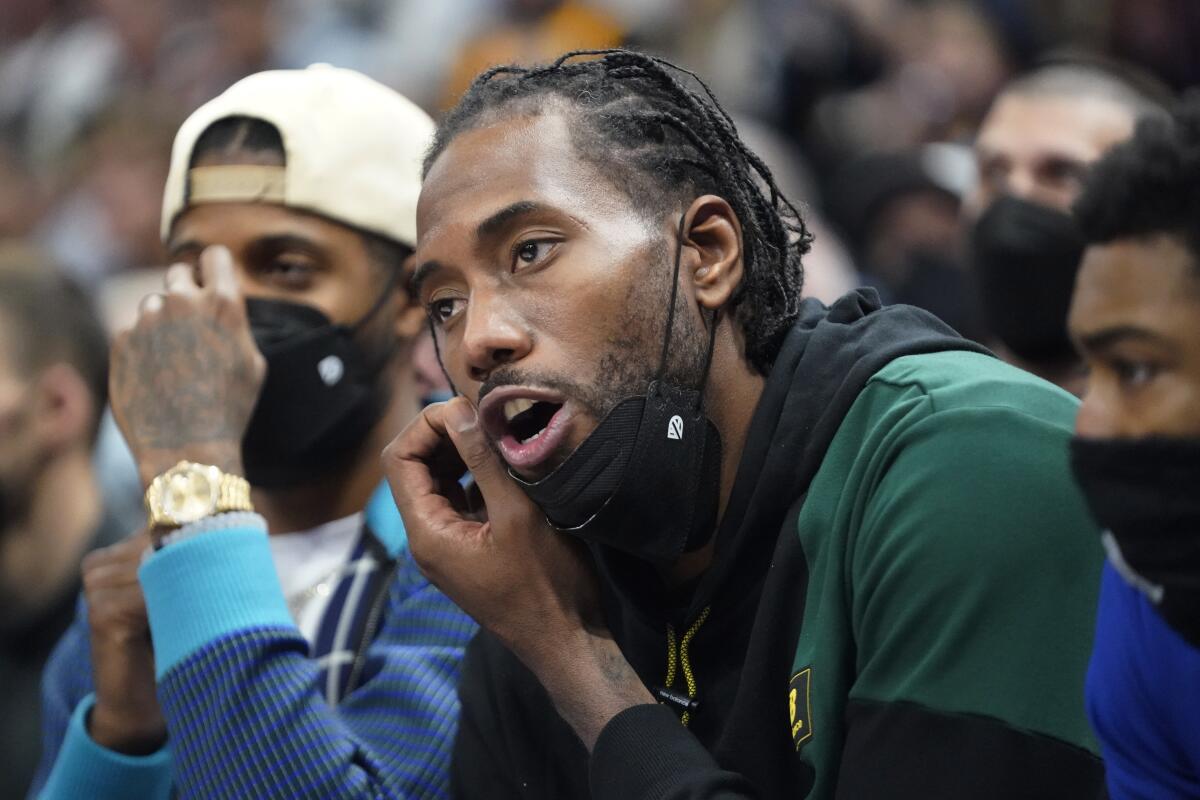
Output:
[451, 631, 590, 800]
[833, 699, 1106, 800]
[589, 705, 759, 800]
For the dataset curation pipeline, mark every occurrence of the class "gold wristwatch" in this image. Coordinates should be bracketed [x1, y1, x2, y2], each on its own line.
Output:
[144, 461, 253, 529]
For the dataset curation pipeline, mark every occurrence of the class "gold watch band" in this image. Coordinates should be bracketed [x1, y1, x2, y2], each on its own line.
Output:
[216, 472, 253, 514]
[144, 461, 254, 529]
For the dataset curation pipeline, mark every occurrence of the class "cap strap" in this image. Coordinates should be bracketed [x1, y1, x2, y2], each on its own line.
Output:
[187, 165, 286, 205]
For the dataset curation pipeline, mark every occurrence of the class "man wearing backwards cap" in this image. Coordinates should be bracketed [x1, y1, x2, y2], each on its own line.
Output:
[30, 65, 475, 799]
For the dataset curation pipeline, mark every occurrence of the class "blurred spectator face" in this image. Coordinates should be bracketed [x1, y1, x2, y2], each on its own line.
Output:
[0, 321, 41, 541]
[0, 285, 100, 618]
[1070, 235, 1200, 438]
[969, 92, 1135, 217]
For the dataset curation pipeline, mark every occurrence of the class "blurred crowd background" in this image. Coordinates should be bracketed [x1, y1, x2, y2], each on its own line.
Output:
[1, 0, 1197, 326]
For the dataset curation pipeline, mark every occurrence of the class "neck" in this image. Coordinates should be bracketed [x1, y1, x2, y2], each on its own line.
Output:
[252, 362, 420, 534]
[0, 451, 102, 621]
[662, 322, 766, 586]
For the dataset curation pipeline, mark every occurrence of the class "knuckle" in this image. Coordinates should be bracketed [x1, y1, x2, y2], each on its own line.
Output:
[460, 436, 492, 467]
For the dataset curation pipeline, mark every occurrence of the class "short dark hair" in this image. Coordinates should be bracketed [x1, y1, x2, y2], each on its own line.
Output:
[188, 116, 414, 272]
[0, 266, 108, 443]
[1073, 95, 1200, 265]
[426, 49, 812, 375]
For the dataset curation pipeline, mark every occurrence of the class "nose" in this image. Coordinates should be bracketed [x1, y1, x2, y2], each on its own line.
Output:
[460, 291, 531, 383]
[1075, 383, 1120, 439]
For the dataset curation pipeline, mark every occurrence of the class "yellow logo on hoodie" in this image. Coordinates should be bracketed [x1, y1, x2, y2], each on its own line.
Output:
[788, 667, 813, 749]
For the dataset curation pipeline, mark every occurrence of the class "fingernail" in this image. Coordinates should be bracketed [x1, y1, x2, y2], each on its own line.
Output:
[446, 398, 477, 432]
[142, 293, 163, 313]
[207, 244, 232, 265]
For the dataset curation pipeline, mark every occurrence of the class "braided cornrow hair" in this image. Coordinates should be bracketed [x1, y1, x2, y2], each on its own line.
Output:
[424, 49, 812, 375]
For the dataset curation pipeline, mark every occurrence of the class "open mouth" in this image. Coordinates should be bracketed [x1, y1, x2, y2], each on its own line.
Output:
[480, 390, 572, 474]
[503, 398, 563, 444]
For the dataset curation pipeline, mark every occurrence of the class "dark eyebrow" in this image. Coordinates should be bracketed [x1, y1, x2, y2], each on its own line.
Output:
[476, 201, 548, 240]
[409, 260, 444, 298]
[1077, 325, 1174, 354]
[245, 233, 323, 257]
[167, 239, 204, 260]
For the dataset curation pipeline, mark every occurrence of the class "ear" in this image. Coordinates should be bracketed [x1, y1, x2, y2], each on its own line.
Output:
[682, 195, 743, 311]
[29, 364, 95, 453]
[393, 252, 427, 341]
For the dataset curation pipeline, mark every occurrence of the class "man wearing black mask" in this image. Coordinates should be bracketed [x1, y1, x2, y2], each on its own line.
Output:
[388, 50, 1106, 799]
[31, 66, 475, 799]
[1068, 97, 1200, 799]
[969, 61, 1170, 395]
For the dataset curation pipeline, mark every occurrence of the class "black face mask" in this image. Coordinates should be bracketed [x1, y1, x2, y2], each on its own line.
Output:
[510, 214, 724, 566]
[1070, 436, 1200, 647]
[242, 275, 398, 489]
[972, 195, 1085, 363]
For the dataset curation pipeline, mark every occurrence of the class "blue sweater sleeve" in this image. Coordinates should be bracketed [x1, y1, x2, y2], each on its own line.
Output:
[1087, 562, 1200, 799]
[29, 599, 174, 800]
[139, 520, 477, 799]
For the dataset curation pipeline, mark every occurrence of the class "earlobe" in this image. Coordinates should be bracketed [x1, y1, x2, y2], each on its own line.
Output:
[683, 195, 744, 311]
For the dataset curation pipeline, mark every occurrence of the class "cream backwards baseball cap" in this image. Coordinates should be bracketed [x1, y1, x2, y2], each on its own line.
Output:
[161, 64, 433, 248]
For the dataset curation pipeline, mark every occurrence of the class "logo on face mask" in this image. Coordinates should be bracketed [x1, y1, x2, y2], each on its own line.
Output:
[317, 355, 345, 386]
[667, 415, 684, 440]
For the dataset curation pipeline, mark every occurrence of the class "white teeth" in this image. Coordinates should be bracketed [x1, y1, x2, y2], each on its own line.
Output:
[503, 398, 536, 423]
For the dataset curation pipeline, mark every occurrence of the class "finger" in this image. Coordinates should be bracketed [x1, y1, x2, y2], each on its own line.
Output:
[82, 556, 145, 587]
[198, 245, 241, 301]
[383, 403, 464, 515]
[164, 262, 201, 296]
[382, 406, 486, 573]
[442, 396, 526, 507]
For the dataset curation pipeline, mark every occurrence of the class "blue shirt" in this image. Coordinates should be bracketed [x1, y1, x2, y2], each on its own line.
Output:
[1088, 561, 1200, 799]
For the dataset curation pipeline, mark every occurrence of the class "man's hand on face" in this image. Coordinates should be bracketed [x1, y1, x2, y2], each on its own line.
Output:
[110, 245, 265, 487]
[384, 397, 654, 749]
[83, 530, 166, 755]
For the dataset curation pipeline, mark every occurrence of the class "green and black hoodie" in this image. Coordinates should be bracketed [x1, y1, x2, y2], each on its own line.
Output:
[452, 290, 1105, 799]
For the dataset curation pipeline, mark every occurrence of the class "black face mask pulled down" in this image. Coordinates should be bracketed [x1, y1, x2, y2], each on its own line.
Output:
[972, 195, 1085, 363]
[510, 216, 724, 566]
[1071, 436, 1200, 647]
[242, 277, 398, 489]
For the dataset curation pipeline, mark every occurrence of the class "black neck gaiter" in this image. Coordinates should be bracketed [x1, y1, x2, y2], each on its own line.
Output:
[511, 214, 724, 566]
[1070, 435, 1200, 647]
[972, 195, 1085, 363]
[242, 273, 399, 489]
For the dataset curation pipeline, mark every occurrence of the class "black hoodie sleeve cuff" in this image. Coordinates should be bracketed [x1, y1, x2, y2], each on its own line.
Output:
[589, 704, 756, 799]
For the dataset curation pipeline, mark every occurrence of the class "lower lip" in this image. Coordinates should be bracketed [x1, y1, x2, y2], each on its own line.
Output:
[498, 405, 571, 472]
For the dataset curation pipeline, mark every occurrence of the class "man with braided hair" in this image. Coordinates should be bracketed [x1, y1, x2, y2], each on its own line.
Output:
[388, 50, 1105, 798]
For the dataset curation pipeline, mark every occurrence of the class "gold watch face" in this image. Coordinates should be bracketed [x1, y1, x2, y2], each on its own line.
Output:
[159, 464, 221, 524]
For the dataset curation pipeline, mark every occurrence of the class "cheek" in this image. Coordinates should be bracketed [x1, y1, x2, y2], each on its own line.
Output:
[1088, 374, 1200, 439]
[1143, 374, 1200, 437]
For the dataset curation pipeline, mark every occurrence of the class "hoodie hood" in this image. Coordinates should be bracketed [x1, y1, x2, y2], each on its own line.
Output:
[592, 288, 993, 625]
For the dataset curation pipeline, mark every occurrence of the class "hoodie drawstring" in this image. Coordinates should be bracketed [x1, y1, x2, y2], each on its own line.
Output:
[661, 605, 712, 726]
